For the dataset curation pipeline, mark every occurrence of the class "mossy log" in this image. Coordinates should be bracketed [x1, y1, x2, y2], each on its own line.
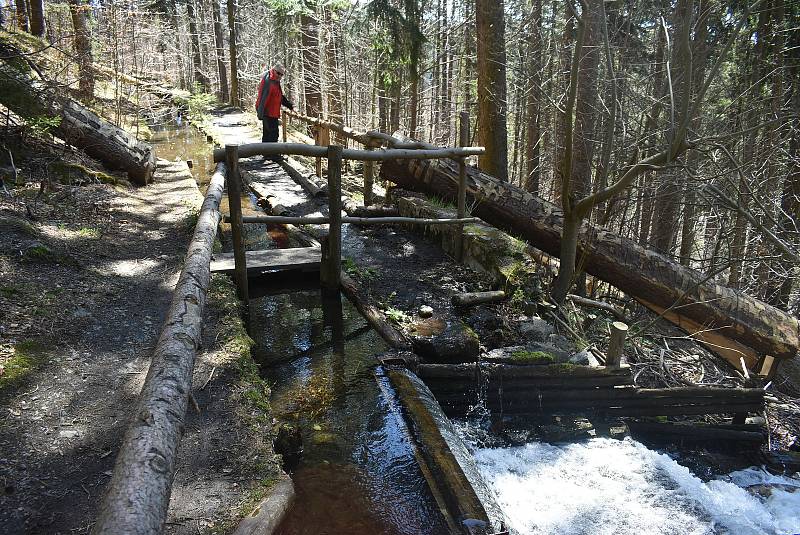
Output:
[0, 47, 155, 185]
[380, 144, 800, 366]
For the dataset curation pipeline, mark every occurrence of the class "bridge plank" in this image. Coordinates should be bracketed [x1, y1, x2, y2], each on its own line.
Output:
[210, 247, 321, 274]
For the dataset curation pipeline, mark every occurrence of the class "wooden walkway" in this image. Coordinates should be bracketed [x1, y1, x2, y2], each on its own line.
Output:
[210, 246, 321, 275]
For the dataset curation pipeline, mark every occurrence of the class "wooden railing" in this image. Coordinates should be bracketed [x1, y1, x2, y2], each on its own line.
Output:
[213, 133, 484, 300]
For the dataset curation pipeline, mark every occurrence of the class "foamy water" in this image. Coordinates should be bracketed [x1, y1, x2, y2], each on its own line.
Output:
[472, 438, 800, 535]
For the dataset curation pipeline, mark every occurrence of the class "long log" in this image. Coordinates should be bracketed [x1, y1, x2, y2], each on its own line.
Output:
[230, 214, 482, 225]
[386, 368, 494, 535]
[212, 143, 484, 163]
[93, 164, 225, 533]
[0, 44, 156, 186]
[380, 152, 800, 365]
[626, 421, 765, 443]
[340, 272, 411, 350]
[279, 158, 326, 197]
[452, 291, 506, 307]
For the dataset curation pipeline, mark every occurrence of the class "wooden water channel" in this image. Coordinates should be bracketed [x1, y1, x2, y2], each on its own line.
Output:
[93, 113, 769, 534]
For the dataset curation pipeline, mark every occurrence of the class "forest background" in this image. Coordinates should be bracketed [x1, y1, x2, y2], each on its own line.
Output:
[2, 0, 799, 312]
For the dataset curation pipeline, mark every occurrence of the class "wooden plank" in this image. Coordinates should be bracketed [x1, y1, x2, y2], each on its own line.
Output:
[210, 247, 321, 274]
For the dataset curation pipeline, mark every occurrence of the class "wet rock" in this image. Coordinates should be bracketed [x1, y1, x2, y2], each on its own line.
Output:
[465, 307, 502, 332]
[745, 416, 766, 426]
[274, 424, 302, 469]
[568, 349, 591, 366]
[517, 317, 554, 342]
[411, 320, 480, 363]
[418, 305, 434, 318]
[547, 333, 574, 352]
[483, 343, 571, 364]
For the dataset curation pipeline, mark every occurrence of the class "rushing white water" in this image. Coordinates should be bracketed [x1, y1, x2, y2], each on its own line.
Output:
[472, 437, 800, 535]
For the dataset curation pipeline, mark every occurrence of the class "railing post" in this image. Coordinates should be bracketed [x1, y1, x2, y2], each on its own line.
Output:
[364, 141, 376, 206]
[281, 110, 287, 143]
[225, 144, 249, 307]
[321, 145, 343, 292]
[455, 111, 469, 262]
[606, 321, 628, 368]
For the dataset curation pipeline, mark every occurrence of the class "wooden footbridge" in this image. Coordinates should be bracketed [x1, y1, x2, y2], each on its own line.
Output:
[92, 109, 782, 535]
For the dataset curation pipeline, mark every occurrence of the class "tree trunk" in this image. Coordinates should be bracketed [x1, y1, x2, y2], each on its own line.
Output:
[186, 0, 210, 92]
[301, 6, 322, 117]
[475, 0, 508, 181]
[226, 0, 239, 106]
[15, 0, 29, 32]
[571, 0, 600, 202]
[0, 52, 155, 185]
[323, 8, 343, 127]
[524, 0, 542, 194]
[67, 0, 93, 99]
[380, 155, 800, 363]
[28, 0, 44, 36]
[212, 0, 229, 102]
[93, 166, 225, 534]
[651, 0, 694, 255]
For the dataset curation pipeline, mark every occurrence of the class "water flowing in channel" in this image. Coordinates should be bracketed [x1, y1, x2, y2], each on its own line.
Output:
[465, 436, 800, 535]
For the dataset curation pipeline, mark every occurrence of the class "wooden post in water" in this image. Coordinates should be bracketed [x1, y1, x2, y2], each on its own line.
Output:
[321, 145, 343, 292]
[455, 111, 470, 262]
[225, 144, 249, 305]
[606, 321, 628, 367]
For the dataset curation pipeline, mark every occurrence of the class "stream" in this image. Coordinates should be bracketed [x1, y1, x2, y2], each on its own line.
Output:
[460, 433, 800, 535]
[149, 116, 800, 535]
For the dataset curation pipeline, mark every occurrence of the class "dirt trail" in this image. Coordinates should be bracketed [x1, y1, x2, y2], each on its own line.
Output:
[1, 154, 280, 534]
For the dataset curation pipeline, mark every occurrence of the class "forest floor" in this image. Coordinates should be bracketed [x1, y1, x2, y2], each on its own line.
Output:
[0, 138, 281, 533]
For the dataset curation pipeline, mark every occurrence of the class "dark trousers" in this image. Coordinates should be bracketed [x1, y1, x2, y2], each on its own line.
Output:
[262, 117, 279, 143]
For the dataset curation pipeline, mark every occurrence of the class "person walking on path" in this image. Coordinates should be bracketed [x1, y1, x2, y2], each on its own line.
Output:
[255, 64, 294, 157]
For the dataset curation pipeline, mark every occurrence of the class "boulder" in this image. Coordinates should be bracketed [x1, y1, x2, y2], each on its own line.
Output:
[517, 316, 555, 342]
[411, 320, 480, 363]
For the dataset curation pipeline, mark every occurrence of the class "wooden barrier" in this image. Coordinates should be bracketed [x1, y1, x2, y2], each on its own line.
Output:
[418, 363, 765, 418]
[93, 164, 226, 534]
[228, 215, 482, 225]
[321, 145, 342, 291]
[212, 143, 484, 162]
[225, 145, 249, 304]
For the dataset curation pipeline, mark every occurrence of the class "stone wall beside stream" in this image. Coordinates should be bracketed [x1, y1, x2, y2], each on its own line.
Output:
[392, 190, 537, 287]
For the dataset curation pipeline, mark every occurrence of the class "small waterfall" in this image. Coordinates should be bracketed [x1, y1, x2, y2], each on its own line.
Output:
[464, 436, 800, 535]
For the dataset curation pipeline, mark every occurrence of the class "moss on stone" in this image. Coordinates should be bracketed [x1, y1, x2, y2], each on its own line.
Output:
[510, 350, 555, 364]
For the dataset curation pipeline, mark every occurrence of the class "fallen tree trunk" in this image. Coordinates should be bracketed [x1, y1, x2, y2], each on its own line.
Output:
[340, 272, 411, 350]
[452, 291, 506, 307]
[380, 155, 800, 366]
[93, 164, 225, 533]
[0, 43, 156, 186]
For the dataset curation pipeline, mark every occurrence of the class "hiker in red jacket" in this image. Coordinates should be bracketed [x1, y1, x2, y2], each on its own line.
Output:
[255, 64, 293, 155]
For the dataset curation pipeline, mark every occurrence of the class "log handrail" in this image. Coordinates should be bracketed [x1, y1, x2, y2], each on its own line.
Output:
[211, 142, 484, 163]
[93, 164, 226, 534]
[223, 214, 482, 226]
